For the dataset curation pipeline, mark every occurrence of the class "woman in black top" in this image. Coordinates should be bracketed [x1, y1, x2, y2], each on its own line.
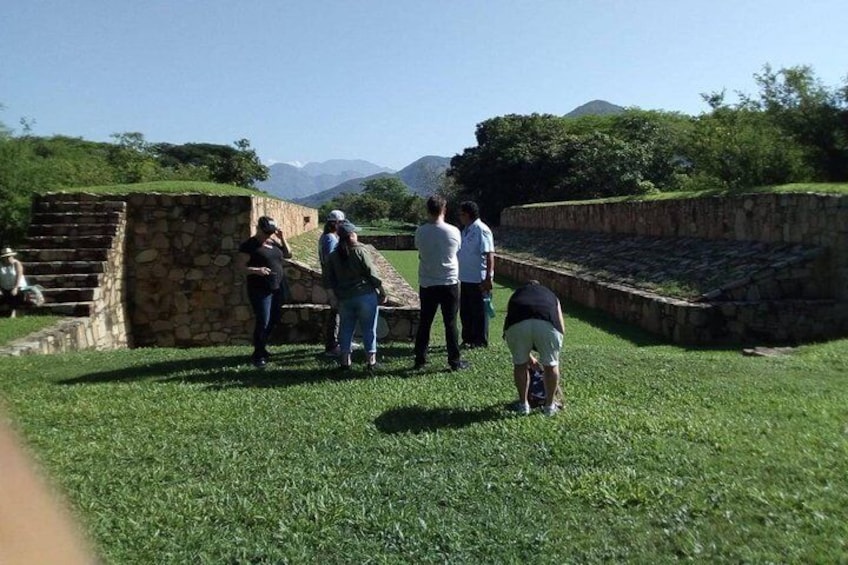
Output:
[239, 216, 292, 367]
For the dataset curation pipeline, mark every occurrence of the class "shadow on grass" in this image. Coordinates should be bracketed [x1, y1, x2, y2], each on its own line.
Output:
[374, 403, 508, 434]
[57, 343, 428, 388]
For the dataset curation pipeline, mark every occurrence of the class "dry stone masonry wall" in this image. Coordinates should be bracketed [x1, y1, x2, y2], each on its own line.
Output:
[500, 193, 848, 344]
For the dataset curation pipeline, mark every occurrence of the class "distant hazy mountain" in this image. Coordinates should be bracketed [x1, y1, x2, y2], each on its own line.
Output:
[295, 156, 450, 207]
[257, 159, 394, 200]
[565, 100, 625, 118]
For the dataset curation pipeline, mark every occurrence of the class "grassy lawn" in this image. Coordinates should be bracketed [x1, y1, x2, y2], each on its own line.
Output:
[0, 251, 846, 562]
[0, 314, 63, 346]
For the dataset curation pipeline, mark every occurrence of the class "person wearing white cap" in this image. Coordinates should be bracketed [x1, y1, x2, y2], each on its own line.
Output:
[0, 247, 27, 317]
[318, 209, 346, 356]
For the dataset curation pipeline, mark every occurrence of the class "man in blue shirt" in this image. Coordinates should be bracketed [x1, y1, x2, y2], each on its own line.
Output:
[457, 201, 495, 348]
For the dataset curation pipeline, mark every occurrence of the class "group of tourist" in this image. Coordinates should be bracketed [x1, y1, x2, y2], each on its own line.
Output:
[238, 195, 564, 415]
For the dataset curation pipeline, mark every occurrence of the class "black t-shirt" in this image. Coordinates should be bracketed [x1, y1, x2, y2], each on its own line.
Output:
[503, 283, 563, 334]
[240, 237, 286, 292]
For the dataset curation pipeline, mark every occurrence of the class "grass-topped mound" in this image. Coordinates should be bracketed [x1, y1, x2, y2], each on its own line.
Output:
[517, 182, 848, 208]
[40, 180, 277, 198]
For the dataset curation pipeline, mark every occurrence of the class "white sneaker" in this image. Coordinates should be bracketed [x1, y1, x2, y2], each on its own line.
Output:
[543, 403, 561, 416]
[513, 401, 531, 415]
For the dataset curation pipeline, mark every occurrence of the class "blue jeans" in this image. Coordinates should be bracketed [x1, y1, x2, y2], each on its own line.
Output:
[338, 291, 379, 354]
[248, 287, 284, 359]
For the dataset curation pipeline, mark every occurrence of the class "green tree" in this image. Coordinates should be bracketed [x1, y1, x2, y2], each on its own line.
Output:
[361, 177, 423, 221]
[209, 138, 269, 188]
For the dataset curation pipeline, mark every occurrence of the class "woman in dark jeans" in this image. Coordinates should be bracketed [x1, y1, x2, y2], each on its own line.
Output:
[239, 216, 292, 367]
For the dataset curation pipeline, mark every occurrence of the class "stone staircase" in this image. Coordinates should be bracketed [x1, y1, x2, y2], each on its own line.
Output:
[17, 197, 127, 317]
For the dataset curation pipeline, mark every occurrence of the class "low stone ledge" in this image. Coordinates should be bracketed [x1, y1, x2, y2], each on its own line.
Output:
[272, 304, 420, 344]
[497, 253, 846, 345]
[0, 318, 101, 356]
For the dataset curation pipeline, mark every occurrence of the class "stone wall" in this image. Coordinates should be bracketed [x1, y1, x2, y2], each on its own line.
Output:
[499, 193, 848, 344]
[502, 193, 848, 300]
[89, 200, 130, 348]
[357, 234, 416, 250]
[125, 194, 317, 347]
[496, 255, 846, 345]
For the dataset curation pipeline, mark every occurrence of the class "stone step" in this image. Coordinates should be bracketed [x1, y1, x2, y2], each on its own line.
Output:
[27, 273, 101, 289]
[36, 301, 94, 317]
[17, 248, 109, 262]
[25, 235, 116, 249]
[41, 287, 97, 303]
[33, 200, 126, 214]
[30, 211, 123, 225]
[22, 261, 106, 275]
[28, 223, 120, 237]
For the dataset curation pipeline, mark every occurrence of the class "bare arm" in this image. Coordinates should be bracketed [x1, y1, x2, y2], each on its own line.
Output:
[481, 252, 495, 292]
[274, 230, 292, 259]
[11, 261, 24, 295]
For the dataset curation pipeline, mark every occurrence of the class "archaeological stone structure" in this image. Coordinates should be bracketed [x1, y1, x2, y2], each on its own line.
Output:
[2, 190, 845, 354]
[499, 192, 848, 344]
[1, 192, 419, 355]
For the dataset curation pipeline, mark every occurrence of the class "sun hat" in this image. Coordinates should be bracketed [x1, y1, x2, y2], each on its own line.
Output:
[337, 220, 359, 236]
[257, 216, 278, 234]
[0, 247, 16, 258]
[326, 209, 345, 222]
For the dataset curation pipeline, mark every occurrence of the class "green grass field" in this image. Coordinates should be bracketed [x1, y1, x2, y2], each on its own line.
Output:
[0, 314, 62, 346]
[0, 251, 846, 563]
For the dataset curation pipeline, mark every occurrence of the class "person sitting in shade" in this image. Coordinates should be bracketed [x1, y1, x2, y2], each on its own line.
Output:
[503, 280, 565, 416]
[0, 247, 27, 318]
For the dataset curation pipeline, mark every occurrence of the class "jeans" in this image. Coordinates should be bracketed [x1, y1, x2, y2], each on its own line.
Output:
[338, 291, 379, 354]
[248, 287, 284, 359]
[414, 283, 461, 365]
[460, 282, 489, 347]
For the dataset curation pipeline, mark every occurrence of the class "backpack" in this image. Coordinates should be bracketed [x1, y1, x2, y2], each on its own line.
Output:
[528, 365, 546, 407]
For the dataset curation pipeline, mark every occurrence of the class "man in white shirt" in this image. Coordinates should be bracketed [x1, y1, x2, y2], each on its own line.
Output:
[413, 196, 469, 371]
[457, 201, 495, 348]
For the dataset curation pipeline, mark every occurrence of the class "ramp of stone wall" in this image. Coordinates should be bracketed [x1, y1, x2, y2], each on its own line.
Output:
[499, 193, 848, 344]
[275, 245, 420, 344]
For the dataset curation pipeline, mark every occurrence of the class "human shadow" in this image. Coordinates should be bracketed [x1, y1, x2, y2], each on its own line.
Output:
[374, 403, 508, 435]
[57, 347, 358, 389]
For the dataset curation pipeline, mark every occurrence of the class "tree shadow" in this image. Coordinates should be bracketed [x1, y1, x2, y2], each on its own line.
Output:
[374, 403, 509, 435]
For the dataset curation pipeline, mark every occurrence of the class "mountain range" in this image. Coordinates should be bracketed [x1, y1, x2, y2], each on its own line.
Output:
[257, 159, 394, 201]
[261, 100, 624, 206]
[295, 156, 450, 207]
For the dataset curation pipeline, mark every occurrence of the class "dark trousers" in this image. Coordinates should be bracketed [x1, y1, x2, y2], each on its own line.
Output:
[460, 282, 489, 347]
[248, 287, 284, 359]
[1, 289, 24, 316]
[323, 308, 339, 351]
[414, 283, 461, 366]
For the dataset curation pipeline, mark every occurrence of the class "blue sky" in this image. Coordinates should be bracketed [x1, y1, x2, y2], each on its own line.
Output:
[2, 0, 846, 170]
